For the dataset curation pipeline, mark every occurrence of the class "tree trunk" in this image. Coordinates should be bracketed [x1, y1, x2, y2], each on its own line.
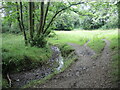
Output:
[16, 2, 28, 45]
[16, 2, 22, 32]
[20, 2, 28, 45]
[37, 1, 44, 35]
[29, 2, 35, 40]
[117, 1, 120, 29]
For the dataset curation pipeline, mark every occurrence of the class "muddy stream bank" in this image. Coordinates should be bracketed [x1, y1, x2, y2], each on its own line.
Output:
[10, 46, 64, 88]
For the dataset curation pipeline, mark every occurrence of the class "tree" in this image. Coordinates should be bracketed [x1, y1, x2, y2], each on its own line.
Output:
[29, 2, 35, 44]
[117, 1, 120, 29]
[15, 1, 84, 47]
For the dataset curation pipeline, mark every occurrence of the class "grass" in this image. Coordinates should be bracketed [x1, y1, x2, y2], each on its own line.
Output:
[2, 33, 77, 88]
[2, 33, 52, 73]
[48, 30, 89, 45]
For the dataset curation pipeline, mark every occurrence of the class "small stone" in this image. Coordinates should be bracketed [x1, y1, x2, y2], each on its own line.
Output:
[83, 67, 86, 70]
[102, 66, 105, 69]
[16, 79, 20, 82]
[43, 85, 46, 87]
[54, 80, 57, 83]
[86, 68, 89, 71]
[76, 71, 79, 76]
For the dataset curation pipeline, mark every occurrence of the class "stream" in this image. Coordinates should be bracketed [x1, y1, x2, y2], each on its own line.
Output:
[51, 46, 64, 71]
[10, 46, 64, 87]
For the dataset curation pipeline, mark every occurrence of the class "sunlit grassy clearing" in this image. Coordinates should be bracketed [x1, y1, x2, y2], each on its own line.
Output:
[49, 30, 118, 53]
[48, 31, 89, 45]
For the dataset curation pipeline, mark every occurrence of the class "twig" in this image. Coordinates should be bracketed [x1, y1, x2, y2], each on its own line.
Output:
[7, 73, 12, 87]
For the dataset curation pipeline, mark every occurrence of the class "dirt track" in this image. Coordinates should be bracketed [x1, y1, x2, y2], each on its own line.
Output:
[34, 39, 117, 88]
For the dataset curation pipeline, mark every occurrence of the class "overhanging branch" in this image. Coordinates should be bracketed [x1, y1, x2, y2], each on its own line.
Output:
[43, 2, 85, 34]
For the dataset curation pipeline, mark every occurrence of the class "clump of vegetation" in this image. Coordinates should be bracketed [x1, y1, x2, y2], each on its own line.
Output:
[59, 44, 74, 57]
[88, 37, 105, 54]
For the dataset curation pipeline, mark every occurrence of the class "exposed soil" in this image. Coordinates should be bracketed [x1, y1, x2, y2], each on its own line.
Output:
[34, 39, 118, 88]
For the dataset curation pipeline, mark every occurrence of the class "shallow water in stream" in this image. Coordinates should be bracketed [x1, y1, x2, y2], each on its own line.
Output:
[51, 46, 64, 71]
